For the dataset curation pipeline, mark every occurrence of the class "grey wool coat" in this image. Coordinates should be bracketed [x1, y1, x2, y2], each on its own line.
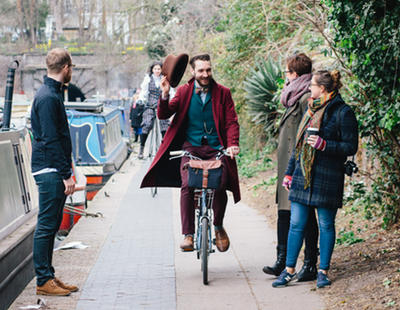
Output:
[276, 92, 310, 211]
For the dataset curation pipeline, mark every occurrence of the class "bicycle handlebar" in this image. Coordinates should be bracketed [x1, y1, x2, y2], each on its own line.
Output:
[169, 150, 185, 156]
[169, 149, 234, 161]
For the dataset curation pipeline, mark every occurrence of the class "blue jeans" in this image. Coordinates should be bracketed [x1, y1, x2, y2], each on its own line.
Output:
[33, 172, 66, 286]
[286, 202, 337, 270]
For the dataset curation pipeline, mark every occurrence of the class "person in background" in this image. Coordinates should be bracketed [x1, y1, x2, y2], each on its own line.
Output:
[272, 70, 358, 288]
[130, 88, 144, 143]
[137, 61, 175, 159]
[263, 53, 319, 282]
[30, 48, 78, 296]
[64, 83, 86, 102]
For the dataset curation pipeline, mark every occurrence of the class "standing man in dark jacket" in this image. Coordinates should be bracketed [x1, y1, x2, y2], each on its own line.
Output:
[31, 48, 78, 296]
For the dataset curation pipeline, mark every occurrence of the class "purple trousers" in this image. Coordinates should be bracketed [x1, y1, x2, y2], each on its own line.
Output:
[180, 141, 228, 235]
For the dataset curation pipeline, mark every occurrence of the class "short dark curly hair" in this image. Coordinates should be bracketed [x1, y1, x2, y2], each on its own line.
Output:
[189, 54, 211, 69]
[286, 53, 312, 76]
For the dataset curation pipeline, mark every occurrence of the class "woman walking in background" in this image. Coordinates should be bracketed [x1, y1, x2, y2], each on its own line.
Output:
[263, 53, 319, 282]
[137, 61, 174, 159]
[272, 70, 358, 288]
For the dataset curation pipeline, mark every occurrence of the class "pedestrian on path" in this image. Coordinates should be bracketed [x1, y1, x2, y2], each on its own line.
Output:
[30, 48, 79, 296]
[272, 70, 358, 288]
[141, 53, 240, 252]
[264, 53, 319, 282]
[130, 88, 144, 143]
[137, 61, 175, 159]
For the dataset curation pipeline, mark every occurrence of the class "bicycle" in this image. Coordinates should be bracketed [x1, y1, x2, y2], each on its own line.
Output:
[148, 112, 161, 197]
[170, 149, 226, 285]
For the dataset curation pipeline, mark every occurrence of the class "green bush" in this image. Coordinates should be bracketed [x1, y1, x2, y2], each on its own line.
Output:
[243, 57, 284, 142]
[324, 0, 400, 226]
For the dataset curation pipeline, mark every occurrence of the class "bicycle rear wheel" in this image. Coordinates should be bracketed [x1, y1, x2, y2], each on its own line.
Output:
[201, 217, 209, 285]
[150, 186, 157, 197]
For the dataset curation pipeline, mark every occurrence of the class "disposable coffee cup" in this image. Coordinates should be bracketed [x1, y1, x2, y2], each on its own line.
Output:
[306, 127, 319, 136]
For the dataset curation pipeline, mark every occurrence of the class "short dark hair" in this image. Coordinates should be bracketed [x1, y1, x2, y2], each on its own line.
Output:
[148, 61, 163, 76]
[46, 48, 72, 73]
[286, 53, 312, 76]
[314, 70, 343, 92]
[189, 54, 211, 69]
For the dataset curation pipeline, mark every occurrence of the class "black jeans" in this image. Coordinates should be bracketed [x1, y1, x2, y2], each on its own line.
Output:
[33, 172, 66, 286]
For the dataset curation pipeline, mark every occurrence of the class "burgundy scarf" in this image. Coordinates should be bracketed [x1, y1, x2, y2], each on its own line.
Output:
[280, 73, 312, 108]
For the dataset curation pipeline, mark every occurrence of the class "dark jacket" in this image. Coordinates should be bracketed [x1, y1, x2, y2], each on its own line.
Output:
[129, 101, 144, 128]
[140, 78, 241, 203]
[31, 76, 72, 180]
[285, 94, 358, 209]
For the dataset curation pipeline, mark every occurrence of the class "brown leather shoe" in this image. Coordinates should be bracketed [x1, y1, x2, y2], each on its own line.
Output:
[54, 277, 79, 292]
[180, 235, 194, 251]
[36, 279, 71, 296]
[215, 228, 230, 252]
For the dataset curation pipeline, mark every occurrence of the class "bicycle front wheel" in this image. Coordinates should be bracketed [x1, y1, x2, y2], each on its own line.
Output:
[201, 217, 209, 285]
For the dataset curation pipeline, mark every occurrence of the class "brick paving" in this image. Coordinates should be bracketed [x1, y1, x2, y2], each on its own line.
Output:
[76, 164, 176, 310]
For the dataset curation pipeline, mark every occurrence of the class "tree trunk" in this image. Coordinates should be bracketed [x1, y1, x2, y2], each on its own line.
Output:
[53, 0, 64, 40]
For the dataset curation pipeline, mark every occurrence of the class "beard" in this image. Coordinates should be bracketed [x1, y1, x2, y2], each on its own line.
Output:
[63, 71, 72, 84]
[195, 74, 212, 87]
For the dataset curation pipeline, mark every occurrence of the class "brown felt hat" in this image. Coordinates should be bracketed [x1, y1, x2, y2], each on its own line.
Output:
[162, 53, 189, 87]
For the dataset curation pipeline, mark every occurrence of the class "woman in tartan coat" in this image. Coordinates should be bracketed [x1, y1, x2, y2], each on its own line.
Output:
[137, 61, 175, 158]
[272, 70, 358, 289]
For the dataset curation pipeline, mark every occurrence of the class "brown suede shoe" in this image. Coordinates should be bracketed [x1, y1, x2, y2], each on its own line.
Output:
[180, 235, 194, 251]
[36, 279, 71, 296]
[55, 277, 79, 292]
[215, 228, 230, 252]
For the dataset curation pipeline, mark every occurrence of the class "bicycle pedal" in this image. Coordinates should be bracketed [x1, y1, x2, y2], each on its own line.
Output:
[180, 247, 194, 252]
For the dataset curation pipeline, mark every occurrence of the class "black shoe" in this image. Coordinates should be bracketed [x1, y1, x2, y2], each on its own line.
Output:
[263, 245, 286, 276]
[263, 261, 285, 276]
[297, 263, 317, 282]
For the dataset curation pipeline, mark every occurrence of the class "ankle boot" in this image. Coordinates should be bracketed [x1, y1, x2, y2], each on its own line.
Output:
[138, 145, 144, 159]
[263, 245, 286, 276]
[297, 247, 318, 282]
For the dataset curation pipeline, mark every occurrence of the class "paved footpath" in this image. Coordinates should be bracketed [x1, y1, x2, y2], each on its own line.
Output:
[11, 156, 326, 310]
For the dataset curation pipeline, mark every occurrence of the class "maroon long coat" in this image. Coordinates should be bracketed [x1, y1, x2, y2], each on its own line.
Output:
[140, 78, 241, 203]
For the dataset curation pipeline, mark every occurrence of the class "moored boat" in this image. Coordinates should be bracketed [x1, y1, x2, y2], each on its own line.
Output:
[65, 101, 128, 200]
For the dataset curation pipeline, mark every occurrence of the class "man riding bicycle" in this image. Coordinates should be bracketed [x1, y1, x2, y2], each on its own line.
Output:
[141, 54, 240, 252]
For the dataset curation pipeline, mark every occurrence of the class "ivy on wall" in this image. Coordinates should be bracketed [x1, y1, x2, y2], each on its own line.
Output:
[324, 0, 400, 226]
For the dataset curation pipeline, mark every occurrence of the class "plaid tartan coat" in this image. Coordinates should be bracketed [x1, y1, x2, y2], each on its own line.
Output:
[285, 94, 358, 209]
[140, 78, 241, 203]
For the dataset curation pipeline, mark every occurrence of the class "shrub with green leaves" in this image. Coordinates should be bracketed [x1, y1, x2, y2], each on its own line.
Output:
[243, 58, 284, 142]
[324, 0, 400, 226]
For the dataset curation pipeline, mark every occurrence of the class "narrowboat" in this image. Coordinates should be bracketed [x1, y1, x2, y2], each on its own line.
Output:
[65, 101, 128, 200]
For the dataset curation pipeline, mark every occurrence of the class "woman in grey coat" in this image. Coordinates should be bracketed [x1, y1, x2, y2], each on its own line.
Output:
[263, 53, 319, 281]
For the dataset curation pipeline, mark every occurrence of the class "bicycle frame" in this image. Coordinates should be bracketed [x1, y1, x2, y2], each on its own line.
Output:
[149, 111, 161, 197]
[148, 113, 161, 159]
